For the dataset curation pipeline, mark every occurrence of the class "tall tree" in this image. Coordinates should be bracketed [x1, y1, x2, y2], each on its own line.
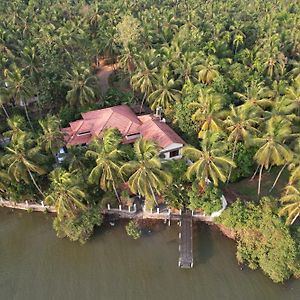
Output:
[120, 138, 172, 209]
[86, 128, 124, 202]
[45, 168, 86, 220]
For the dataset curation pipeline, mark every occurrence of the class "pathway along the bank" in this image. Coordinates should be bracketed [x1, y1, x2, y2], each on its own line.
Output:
[178, 209, 193, 268]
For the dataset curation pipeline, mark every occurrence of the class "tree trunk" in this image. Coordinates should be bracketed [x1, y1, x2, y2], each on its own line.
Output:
[1, 103, 10, 119]
[269, 163, 288, 192]
[28, 169, 45, 198]
[149, 183, 158, 206]
[112, 181, 121, 203]
[291, 212, 300, 225]
[257, 165, 264, 196]
[227, 136, 238, 184]
[23, 101, 34, 130]
[139, 92, 147, 114]
[250, 165, 260, 181]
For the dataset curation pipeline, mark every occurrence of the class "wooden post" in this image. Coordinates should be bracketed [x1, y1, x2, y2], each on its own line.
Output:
[168, 218, 171, 226]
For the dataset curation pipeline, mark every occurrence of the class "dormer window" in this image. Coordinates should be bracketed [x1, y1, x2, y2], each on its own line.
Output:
[77, 131, 91, 136]
[125, 133, 141, 140]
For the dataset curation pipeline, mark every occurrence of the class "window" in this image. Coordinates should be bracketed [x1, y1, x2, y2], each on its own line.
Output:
[169, 149, 180, 158]
[77, 131, 90, 136]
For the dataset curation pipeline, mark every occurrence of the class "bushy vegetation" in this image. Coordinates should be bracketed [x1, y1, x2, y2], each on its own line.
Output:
[126, 220, 141, 240]
[53, 207, 103, 244]
[188, 184, 222, 215]
[218, 198, 300, 283]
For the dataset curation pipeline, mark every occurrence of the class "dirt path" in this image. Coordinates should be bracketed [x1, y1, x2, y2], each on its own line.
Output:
[96, 63, 119, 95]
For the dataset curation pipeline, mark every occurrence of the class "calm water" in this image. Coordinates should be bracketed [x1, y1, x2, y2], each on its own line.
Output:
[1, 209, 300, 300]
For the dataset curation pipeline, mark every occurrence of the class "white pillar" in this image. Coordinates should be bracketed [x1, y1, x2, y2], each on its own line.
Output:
[107, 203, 111, 210]
[25, 200, 29, 207]
[119, 205, 122, 211]
[168, 208, 171, 215]
[41, 201, 44, 207]
[134, 203, 137, 212]
[192, 210, 194, 216]
[168, 219, 171, 226]
[128, 206, 131, 212]
[179, 209, 182, 215]
[156, 207, 160, 214]
[150, 208, 153, 214]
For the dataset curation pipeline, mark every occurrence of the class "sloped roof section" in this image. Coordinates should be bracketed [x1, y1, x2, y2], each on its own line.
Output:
[139, 118, 185, 148]
[62, 105, 185, 148]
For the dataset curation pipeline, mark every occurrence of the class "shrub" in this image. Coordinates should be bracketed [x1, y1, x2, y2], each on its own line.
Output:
[188, 184, 222, 215]
[217, 197, 300, 283]
[53, 207, 103, 244]
[126, 220, 141, 239]
[164, 183, 186, 209]
[229, 143, 256, 182]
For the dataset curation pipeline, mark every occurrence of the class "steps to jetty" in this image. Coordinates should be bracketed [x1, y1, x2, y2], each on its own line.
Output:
[178, 210, 193, 268]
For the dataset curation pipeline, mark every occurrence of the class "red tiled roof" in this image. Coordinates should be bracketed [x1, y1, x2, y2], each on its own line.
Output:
[62, 105, 185, 148]
[139, 118, 185, 148]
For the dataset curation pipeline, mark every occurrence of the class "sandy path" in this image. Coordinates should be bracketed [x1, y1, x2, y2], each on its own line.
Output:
[97, 63, 118, 95]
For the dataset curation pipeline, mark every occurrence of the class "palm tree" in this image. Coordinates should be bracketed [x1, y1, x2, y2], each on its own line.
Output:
[45, 168, 86, 220]
[197, 56, 219, 85]
[65, 66, 100, 107]
[4, 115, 27, 143]
[0, 88, 10, 119]
[4, 66, 35, 129]
[224, 105, 260, 181]
[188, 88, 224, 139]
[147, 67, 181, 110]
[279, 183, 300, 225]
[38, 115, 64, 154]
[253, 116, 293, 196]
[86, 128, 124, 202]
[183, 142, 236, 189]
[234, 82, 272, 116]
[1, 132, 47, 197]
[131, 51, 157, 112]
[120, 138, 172, 209]
[283, 77, 300, 116]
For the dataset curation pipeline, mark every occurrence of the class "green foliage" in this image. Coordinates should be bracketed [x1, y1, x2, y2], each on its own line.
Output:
[164, 183, 186, 209]
[188, 184, 222, 215]
[53, 207, 103, 244]
[126, 220, 141, 240]
[217, 197, 300, 282]
[229, 144, 256, 182]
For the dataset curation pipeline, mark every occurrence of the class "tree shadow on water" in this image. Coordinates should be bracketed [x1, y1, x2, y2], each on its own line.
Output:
[193, 222, 214, 265]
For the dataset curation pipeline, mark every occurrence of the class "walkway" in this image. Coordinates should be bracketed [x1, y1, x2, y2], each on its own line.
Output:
[178, 209, 193, 268]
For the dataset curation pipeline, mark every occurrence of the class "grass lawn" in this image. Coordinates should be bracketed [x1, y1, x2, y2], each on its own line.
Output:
[226, 167, 290, 202]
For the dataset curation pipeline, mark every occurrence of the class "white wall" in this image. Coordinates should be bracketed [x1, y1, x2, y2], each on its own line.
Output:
[160, 143, 183, 160]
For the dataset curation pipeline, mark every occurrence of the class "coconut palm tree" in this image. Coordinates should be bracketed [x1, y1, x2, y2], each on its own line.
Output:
[45, 168, 86, 220]
[65, 66, 100, 107]
[0, 88, 10, 119]
[4, 115, 27, 143]
[4, 66, 35, 129]
[38, 115, 64, 154]
[147, 67, 181, 110]
[131, 51, 157, 112]
[182, 140, 236, 189]
[120, 138, 172, 209]
[279, 183, 300, 225]
[224, 105, 260, 181]
[86, 128, 124, 202]
[283, 77, 300, 116]
[253, 116, 293, 196]
[197, 56, 219, 85]
[189, 88, 224, 139]
[234, 82, 272, 116]
[1, 132, 47, 197]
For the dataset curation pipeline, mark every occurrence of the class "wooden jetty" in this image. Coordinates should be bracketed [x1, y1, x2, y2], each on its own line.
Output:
[178, 209, 193, 268]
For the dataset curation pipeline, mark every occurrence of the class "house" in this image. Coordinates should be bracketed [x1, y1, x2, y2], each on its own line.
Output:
[62, 105, 185, 159]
